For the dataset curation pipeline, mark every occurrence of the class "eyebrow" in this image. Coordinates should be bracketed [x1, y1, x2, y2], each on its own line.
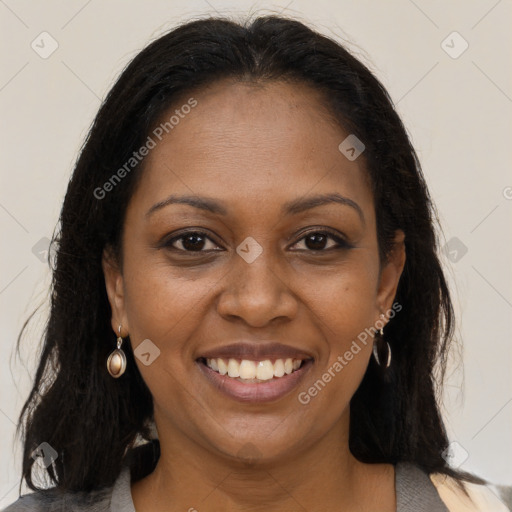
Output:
[145, 192, 365, 223]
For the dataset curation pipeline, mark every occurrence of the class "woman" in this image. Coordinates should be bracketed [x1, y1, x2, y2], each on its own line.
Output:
[3, 15, 507, 512]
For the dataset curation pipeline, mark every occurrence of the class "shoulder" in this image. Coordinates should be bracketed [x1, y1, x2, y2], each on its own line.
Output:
[2, 446, 149, 512]
[1, 484, 113, 512]
[430, 473, 510, 512]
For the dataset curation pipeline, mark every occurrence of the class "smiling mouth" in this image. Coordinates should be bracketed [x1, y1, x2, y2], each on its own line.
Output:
[197, 357, 311, 383]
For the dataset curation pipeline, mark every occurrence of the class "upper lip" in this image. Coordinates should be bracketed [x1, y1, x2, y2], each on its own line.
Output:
[197, 342, 314, 362]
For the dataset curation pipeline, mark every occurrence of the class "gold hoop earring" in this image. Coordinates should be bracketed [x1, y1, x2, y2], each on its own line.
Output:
[107, 325, 127, 378]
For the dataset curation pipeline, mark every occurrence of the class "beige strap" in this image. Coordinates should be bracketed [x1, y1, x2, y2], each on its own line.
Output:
[430, 473, 509, 511]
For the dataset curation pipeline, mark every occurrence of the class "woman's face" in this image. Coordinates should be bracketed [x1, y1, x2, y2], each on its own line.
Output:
[103, 79, 405, 464]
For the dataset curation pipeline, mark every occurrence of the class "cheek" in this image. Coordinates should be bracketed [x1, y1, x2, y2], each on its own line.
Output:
[122, 256, 208, 343]
[301, 257, 377, 393]
[305, 257, 379, 341]
[120, 262, 204, 415]
[295, 267, 376, 430]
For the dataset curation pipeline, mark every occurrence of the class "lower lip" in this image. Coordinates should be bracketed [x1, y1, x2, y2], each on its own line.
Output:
[196, 359, 314, 403]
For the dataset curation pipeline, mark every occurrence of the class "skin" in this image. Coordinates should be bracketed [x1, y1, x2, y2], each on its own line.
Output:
[103, 79, 406, 511]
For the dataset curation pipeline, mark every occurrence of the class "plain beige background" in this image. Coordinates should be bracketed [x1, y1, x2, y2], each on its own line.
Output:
[1, 0, 511, 505]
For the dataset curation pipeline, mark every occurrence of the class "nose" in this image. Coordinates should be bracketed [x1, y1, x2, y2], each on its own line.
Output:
[216, 245, 299, 328]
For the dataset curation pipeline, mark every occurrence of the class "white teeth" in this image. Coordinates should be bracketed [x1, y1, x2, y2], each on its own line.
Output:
[256, 360, 274, 380]
[204, 357, 304, 380]
[274, 359, 285, 377]
[217, 358, 227, 375]
[239, 360, 256, 379]
[227, 358, 240, 378]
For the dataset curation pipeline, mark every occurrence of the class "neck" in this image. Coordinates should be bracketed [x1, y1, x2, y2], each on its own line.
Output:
[131, 411, 395, 512]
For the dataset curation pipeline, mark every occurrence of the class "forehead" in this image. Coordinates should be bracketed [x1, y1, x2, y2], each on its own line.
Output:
[128, 80, 374, 224]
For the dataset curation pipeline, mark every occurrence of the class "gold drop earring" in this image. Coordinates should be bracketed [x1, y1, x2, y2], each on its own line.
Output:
[107, 324, 127, 378]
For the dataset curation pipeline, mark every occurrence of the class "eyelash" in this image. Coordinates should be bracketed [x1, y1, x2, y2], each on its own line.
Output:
[164, 228, 352, 254]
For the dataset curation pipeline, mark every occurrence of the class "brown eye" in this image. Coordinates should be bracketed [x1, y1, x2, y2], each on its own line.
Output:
[167, 231, 220, 252]
[304, 233, 330, 251]
[292, 230, 351, 252]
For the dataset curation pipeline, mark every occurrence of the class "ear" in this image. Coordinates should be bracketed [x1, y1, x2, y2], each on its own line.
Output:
[375, 230, 406, 315]
[102, 246, 129, 336]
